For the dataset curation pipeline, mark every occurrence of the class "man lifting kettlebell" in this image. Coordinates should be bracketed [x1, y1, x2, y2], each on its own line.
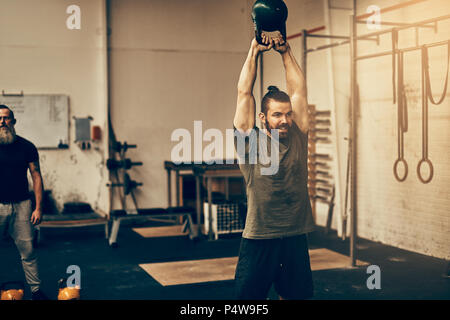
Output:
[233, 0, 315, 300]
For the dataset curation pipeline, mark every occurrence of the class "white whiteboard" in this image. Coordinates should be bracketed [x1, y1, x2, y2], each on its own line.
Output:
[0, 95, 69, 149]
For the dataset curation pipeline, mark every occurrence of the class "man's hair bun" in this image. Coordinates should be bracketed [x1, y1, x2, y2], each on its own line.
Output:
[267, 86, 279, 93]
[261, 85, 290, 115]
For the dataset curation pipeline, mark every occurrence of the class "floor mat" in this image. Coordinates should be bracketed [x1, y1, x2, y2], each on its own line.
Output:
[139, 248, 368, 286]
[133, 225, 188, 238]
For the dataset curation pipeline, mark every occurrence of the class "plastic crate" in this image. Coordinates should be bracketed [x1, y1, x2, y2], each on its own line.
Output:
[203, 201, 246, 239]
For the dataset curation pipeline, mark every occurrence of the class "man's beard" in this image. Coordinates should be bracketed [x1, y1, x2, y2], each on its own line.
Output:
[264, 120, 290, 140]
[0, 126, 17, 145]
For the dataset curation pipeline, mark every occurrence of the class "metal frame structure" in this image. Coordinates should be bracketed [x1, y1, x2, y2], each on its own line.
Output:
[289, 0, 450, 266]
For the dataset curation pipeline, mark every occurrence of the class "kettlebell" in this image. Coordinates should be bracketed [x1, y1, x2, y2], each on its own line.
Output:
[0, 281, 25, 300]
[252, 0, 288, 44]
[57, 278, 80, 300]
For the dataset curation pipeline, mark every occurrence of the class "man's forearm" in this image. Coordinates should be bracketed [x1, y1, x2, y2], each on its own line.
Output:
[280, 45, 309, 132]
[281, 47, 307, 98]
[234, 42, 261, 131]
[32, 174, 44, 211]
[237, 45, 260, 94]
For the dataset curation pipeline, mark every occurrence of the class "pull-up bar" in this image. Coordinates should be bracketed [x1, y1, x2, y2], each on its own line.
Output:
[287, 0, 430, 41]
[356, 20, 437, 31]
[305, 13, 449, 55]
[357, 39, 449, 61]
[357, 14, 450, 40]
[286, 26, 325, 40]
[356, 0, 428, 20]
[355, 14, 450, 61]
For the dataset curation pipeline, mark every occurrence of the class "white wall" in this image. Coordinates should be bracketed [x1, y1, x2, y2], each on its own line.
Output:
[0, 0, 109, 213]
[108, 0, 256, 209]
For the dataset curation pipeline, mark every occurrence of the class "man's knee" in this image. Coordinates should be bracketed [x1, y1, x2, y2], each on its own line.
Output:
[15, 239, 36, 261]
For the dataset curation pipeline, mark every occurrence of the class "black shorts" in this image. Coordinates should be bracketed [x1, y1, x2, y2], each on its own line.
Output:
[234, 234, 313, 300]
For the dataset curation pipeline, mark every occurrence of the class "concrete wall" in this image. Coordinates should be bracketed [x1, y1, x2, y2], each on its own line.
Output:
[263, 0, 450, 259]
[0, 0, 109, 213]
[108, 0, 256, 209]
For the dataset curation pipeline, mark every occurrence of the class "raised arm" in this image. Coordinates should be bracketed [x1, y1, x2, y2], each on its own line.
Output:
[275, 41, 309, 133]
[234, 39, 272, 132]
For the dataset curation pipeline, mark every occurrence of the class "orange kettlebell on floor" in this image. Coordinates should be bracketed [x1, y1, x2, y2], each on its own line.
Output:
[0, 281, 25, 300]
[57, 278, 81, 300]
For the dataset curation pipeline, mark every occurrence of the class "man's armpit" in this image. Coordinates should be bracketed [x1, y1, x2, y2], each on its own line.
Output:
[234, 126, 259, 161]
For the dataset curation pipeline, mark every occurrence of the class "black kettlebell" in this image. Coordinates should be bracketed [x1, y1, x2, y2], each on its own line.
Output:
[252, 0, 288, 44]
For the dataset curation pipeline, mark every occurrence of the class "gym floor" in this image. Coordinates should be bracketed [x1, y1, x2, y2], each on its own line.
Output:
[1, 220, 448, 300]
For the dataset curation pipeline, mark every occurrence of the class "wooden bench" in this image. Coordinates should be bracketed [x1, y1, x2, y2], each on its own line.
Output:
[35, 212, 109, 245]
[108, 206, 197, 247]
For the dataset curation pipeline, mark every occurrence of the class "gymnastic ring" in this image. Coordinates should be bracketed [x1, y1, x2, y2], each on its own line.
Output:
[417, 158, 434, 184]
[393, 158, 408, 182]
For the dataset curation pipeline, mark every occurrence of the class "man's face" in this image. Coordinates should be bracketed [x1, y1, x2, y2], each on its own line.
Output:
[0, 109, 16, 145]
[260, 100, 293, 139]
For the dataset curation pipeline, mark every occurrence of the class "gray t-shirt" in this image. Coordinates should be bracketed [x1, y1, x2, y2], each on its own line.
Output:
[234, 122, 315, 239]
